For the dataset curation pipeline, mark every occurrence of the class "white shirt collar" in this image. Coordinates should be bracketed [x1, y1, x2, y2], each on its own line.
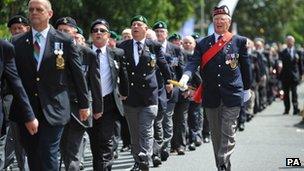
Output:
[92, 44, 107, 55]
[214, 32, 223, 42]
[32, 25, 50, 40]
[133, 38, 146, 46]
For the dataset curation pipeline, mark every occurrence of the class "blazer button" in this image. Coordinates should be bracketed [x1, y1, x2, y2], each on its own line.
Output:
[218, 65, 221, 68]
[127, 62, 130, 65]
[217, 74, 220, 77]
[131, 83, 134, 86]
[142, 84, 145, 87]
[147, 63, 150, 66]
[131, 72, 135, 75]
[143, 74, 146, 76]
[34, 93, 38, 96]
[218, 84, 221, 87]
[36, 77, 40, 81]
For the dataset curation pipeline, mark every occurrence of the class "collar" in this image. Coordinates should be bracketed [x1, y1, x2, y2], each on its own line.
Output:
[32, 25, 50, 40]
[133, 38, 146, 46]
[92, 44, 107, 55]
[214, 32, 223, 42]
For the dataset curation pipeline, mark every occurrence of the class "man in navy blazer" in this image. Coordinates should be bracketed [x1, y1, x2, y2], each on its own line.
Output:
[11, 0, 90, 170]
[179, 5, 252, 171]
[0, 40, 36, 170]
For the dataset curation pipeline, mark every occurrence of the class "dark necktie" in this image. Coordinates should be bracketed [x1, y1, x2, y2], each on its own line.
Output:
[217, 35, 223, 42]
[96, 48, 101, 57]
[136, 41, 142, 56]
[33, 32, 42, 61]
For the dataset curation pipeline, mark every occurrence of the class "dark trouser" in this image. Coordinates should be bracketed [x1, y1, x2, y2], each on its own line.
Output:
[88, 93, 118, 171]
[161, 102, 175, 151]
[282, 83, 299, 112]
[0, 135, 5, 169]
[171, 100, 189, 150]
[153, 108, 166, 156]
[205, 104, 240, 171]
[202, 110, 210, 139]
[19, 119, 64, 171]
[60, 117, 86, 171]
[238, 106, 246, 124]
[188, 101, 203, 143]
[120, 117, 131, 147]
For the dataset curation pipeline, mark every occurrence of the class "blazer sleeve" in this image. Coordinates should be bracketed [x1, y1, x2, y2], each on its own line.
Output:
[155, 43, 172, 82]
[238, 37, 252, 90]
[2, 41, 35, 122]
[115, 48, 129, 97]
[86, 47, 103, 114]
[66, 40, 89, 109]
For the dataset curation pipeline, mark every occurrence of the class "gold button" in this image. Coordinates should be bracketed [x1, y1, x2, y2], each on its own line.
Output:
[36, 77, 40, 81]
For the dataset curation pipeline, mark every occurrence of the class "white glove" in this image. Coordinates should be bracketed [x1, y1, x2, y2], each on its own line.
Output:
[243, 89, 251, 102]
[178, 74, 190, 91]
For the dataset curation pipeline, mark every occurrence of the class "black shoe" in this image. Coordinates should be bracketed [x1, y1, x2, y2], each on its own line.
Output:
[238, 123, 245, 131]
[139, 161, 149, 171]
[160, 149, 169, 161]
[194, 138, 202, 147]
[152, 155, 162, 167]
[283, 110, 289, 115]
[130, 162, 140, 171]
[188, 143, 196, 151]
[219, 165, 227, 171]
[203, 137, 210, 143]
[176, 148, 185, 155]
[120, 145, 131, 152]
[293, 109, 300, 115]
[114, 150, 119, 159]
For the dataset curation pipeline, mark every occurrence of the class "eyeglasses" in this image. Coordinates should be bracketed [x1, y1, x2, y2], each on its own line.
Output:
[92, 28, 109, 33]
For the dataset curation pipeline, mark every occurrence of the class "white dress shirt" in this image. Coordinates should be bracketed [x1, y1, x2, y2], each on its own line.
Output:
[133, 39, 145, 65]
[92, 45, 113, 97]
[32, 25, 50, 71]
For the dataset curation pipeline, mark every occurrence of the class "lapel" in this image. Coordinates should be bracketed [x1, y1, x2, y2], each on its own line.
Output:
[127, 40, 136, 67]
[23, 31, 38, 69]
[106, 47, 115, 69]
[137, 39, 150, 67]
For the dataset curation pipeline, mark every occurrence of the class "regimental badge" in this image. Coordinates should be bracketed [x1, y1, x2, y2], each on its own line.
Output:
[18, 18, 22, 22]
[225, 53, 239, 69]
[150, 53, 156, 67]
[63, 17, 68, 24]
[114, 60, 119, 69]
[54, 42, 65, 70]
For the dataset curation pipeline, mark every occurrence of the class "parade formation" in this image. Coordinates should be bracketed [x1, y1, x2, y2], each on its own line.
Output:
[0, 0, 303, 171]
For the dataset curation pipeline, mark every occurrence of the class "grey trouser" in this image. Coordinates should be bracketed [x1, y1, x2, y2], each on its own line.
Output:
[205, 104, 240, 171]
[124, 105, 158, 163]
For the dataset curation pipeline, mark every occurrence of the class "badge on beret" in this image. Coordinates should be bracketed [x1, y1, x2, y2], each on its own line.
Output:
[159, 23, 162, 27]
[54, 42, 65, 70]
[63, 17, 68, 24]
[139, 16, 144, 21]
[18, 18, 22, 22]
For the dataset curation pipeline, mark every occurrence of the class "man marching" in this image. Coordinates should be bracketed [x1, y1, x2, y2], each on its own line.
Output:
[178, 5, 252, 171]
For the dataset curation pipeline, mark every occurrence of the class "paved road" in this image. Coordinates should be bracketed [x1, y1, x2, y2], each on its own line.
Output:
[9, 84, 304, 171]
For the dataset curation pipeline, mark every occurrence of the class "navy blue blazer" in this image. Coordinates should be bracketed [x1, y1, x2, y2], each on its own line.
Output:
[118, 38, 171, 107]
[184, 34, 252, 108]
[0, 40, 34, 133]
[11, 27, 89, 125]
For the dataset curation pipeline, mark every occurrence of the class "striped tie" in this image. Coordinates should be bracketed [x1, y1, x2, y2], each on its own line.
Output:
[33, 32, 41, 61]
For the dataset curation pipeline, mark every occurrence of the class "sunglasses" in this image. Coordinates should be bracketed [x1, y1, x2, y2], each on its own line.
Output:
[92, 28, 109, 33]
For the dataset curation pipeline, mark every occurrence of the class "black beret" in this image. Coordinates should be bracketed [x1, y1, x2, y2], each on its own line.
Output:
[213, 5, 230, 16]
[55, 17, 77, 29]
[130, 15, 148, 26]
[7, 15, 29, 28]
[168, 33, 182, 42]
[91, 19, 109, 32]
[152, 21, 167, 30]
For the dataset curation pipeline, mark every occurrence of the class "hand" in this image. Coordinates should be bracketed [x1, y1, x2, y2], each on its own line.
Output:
[165, 83, 173, 93]
[178, 74, 190, 91]
[93, 112, 103, 120]
[243, 89, 251, 103]
[119, 96, 127, 100]
[182, 90, 190, 98]
[25, 118, 39, 135]
[79, 108, 90, 121]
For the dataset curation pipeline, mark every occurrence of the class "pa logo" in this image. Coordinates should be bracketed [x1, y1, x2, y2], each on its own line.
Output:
[286, 158, 301, 166]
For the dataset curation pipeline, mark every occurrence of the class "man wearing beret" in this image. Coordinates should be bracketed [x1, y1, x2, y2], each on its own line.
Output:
[54, 16, 103, 171]
[152, 20, 185, 163]
[179, 5, 252, 171]
[88, 18, 129, 171]
[117, 15, 172, 171]
[7, 15, 30, 36]
[11, 0, 90, 170]
[168, 33, 182, 47]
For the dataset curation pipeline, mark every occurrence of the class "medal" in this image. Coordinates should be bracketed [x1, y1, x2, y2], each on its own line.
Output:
[54, 42, 65, 70]
[150, 59, 156, 67]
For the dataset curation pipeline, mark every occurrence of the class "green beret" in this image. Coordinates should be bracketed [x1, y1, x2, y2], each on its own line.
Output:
[152, 21, 167, 30]
[110, 31, 118, 40]
[191, 32, 200, 40]
[130, 15, 148, 26]
[77, 26, 83, 35]
[168, 33, 182, 42]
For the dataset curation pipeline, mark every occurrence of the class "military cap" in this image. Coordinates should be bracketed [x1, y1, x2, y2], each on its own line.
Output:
[7, 15, 29, 28]
[55, 17, 77, 29]
[110, 31, 118, 40]
[130, 15, 148, 26]
[90, 18, 109, 32]
[212, 5, 230, 17]
[152, 21, 167, 30]
[191, 32, 200, 40]
[168, 33, 182, 42]
[76, 26, 83, 35]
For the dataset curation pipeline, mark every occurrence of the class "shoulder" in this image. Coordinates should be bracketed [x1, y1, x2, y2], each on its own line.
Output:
[117, 39, 132, 48]
[79, 45, 95, 55]
[233, 34, 247, 45]
[146, 38, 161, 48]
[49, 28, 74, 44]
[0, 40, 14, 50]
[12, 31, 30, 45]
[197, 35, 213, 46]
[110, 47, 124, 57]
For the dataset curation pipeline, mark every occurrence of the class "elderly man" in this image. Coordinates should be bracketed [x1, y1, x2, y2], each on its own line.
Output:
[118, 15, 172, 171]
[179, 5, 252, 171]
[11, 0, 90, 170]
[7, 15, 30, 36]
[279, 35, 303, 115]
